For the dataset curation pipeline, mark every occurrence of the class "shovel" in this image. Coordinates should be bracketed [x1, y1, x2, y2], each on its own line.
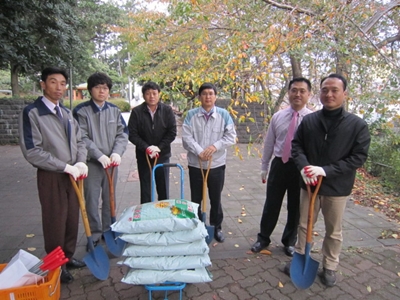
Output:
[199, 157, 214, 245]
[290, 176, 323, 289]
[103, 165, 126, 257]
[70, 176, 110, 280]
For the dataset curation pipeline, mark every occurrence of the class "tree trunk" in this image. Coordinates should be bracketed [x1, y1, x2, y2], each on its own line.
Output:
[290, 54, 302, 78]
[11, 64, 20, 97]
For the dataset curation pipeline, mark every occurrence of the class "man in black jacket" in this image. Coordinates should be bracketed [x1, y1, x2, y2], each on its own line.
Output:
[289, 74, 370, 287]
[128, 82, 177, 203]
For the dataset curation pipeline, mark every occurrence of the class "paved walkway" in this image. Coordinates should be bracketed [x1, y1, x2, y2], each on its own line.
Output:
[1, 119, 400, 299]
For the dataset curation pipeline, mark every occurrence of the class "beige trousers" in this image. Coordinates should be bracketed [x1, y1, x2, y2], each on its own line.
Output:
[295, 188, 348, 271]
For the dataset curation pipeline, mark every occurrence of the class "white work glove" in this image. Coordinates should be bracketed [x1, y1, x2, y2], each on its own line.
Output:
[146, 146, 161, 159]
[110, 153, 121, 166]
[301, 167, 316, 186]
[98, 155, 111, 169]
[304, 166, 325, 186]
[260, 170, 268, 184]
[64, 164, 80, 180]
[74, 162, 88, 178]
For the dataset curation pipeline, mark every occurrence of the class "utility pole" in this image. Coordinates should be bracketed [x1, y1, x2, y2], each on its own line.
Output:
[69, 63, 73, 109]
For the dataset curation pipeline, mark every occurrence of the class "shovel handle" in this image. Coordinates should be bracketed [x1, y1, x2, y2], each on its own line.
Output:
[70, 176, 93, 238]
[199, 157, 212, 214]
[105, 166, 117, 218]
[305, 176, 323, 244]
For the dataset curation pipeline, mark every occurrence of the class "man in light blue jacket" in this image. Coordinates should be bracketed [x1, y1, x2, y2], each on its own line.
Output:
[182, 83, 236, 243]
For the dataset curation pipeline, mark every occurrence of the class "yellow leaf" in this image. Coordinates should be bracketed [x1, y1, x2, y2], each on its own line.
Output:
[234, 244, 239, 248]
[27, 247, 36, 252]
[278, 281, 284, 288]
[238, 218, 242, 223]
[26, 234, 35, 238]
[397, 272, 400, 277]
[260, 249, 271, 255]
[367, 286, 372, 293]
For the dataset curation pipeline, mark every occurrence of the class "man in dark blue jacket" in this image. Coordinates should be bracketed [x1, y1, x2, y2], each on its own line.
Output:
[289, 74, 370, 287]
[128, 82, 177, 203]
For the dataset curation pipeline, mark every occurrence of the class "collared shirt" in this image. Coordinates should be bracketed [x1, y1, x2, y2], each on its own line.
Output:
[41, 96, 60, 116]
[147, 105, 157, 120]
[200, 106, 215, 121]
[261, 106, 313, 171]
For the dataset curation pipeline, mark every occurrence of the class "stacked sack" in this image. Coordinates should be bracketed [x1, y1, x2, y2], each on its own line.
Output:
[111, 199, 213, 285]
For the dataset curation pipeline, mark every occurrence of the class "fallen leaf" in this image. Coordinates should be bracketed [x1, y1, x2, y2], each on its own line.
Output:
[227, 194, 230, 197]
[238, 218, 242, 223]
[392, 233, 398, 239]
[246, 250, 254, 255]
[278, 281, 284, 288]
[234, 244, 239, 248]
[242, 205, 245, 211]
[249, 238, 255, 242]
[397, 272, 400, 277]
[313, 231, 319, 236]
[241, 212, 247, 216]
[239, 187, 244, 191]
[367, 286, 372, 293]
[368, 214, 374, 216]
[26, 234, 35, 238]
[228, 232, 232, 235]
[27, 247, 36, 251]
[212, 242, 218, 247]
[260, 249, 271, 255]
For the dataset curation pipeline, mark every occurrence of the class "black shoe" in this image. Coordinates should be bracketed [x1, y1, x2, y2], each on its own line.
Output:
[319, 268, 337, 287]
[66, 258, 86, 269]
[60, 269, 74, 284]
[284, 246, 295, 257]
[250, 241, 269, 253]
[214, 230, 225, 243]
[283, 262, 291, 277]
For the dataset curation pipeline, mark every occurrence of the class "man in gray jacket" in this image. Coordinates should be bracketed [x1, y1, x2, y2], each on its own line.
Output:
[182, 83, 236, 243]
[73, 72, 128, 250]
[19, 67, 88, 284]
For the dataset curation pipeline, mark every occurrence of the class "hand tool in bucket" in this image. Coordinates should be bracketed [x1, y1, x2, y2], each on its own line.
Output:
[199, 157, 214, 245]
[103, 165, 126, 257]
[290, 176, 323, 289]
[70, 175, 110, 280]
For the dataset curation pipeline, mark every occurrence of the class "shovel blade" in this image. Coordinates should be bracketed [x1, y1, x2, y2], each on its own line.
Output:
[103, 229, 126, 257]
[84, 245, 110, 281]
[202, 212, 215, 245]
[290, 243, 319, 289]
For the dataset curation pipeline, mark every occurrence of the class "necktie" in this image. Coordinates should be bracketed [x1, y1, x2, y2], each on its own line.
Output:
[282, 111, 299, 163]
[54, 106, 63, 121]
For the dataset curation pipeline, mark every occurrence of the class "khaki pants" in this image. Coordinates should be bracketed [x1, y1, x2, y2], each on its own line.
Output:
[295, 188, 348, 271]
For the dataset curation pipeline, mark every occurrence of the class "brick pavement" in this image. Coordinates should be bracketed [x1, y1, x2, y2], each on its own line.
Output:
[0, 115, 400, 299]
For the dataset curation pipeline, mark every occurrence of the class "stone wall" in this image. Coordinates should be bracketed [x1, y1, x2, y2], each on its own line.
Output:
[0, 98, 32, 145]
[217, 99, 267, 144]
[0, 97, 268, 145]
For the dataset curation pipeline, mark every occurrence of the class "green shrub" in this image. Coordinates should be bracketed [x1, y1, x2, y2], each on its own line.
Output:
[63, 99, 131, 112]
[365, 133, 400, 193]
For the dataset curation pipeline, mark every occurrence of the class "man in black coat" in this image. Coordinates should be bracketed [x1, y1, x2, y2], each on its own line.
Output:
[128, 81, 177, 203]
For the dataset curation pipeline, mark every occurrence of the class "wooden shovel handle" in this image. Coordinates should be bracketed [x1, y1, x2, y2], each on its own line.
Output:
[70, 176, 92, 237]
[305, 176, 323, 244]
[105, 166, 116, 218]
[199, 157, 212, 214]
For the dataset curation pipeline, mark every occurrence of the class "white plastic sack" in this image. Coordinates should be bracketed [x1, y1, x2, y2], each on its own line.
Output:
[123, 238, 209, 257]
[0, 250, 43, 289]
[111, 200, 199, 234]
[119, 221, 208, 245]
[118, 254, 211, 270]
[122, 267, 213, 284]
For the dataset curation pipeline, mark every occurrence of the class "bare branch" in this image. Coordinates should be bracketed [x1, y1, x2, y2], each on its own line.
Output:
[260, 0, 315, 16]
[362, 0, 400, 33]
